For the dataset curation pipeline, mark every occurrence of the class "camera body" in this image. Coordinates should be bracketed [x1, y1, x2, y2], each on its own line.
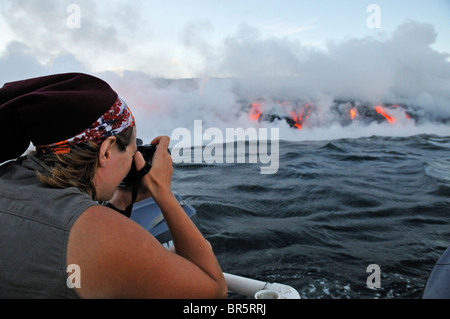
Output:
[120, 142, 170, 188]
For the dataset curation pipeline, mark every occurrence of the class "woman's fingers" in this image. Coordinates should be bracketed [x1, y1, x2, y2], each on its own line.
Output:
[135, 136, 173, 200]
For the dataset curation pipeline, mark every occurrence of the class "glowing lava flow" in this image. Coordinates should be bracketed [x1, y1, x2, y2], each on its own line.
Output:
[289, 104, 314, 130]
[249, 103, 262, 121]
[375, 106, 396, 124]
[290, 112, 303, 130]
[247, 99, 413, 129]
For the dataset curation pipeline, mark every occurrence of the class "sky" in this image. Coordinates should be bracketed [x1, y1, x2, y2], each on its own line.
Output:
[0, 0, 449, 81]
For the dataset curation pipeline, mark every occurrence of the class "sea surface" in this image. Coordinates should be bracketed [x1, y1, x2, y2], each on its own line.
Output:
[170, 134, 450, 299]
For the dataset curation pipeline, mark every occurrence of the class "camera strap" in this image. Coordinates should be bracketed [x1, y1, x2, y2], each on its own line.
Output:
[124, 162, 152, 217]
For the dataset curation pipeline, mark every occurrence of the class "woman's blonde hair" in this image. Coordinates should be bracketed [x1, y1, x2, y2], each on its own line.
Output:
[32, 127, 134, 199]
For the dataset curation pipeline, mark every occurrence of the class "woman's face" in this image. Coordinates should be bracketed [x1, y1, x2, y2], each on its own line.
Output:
[94, 126, 138, 201]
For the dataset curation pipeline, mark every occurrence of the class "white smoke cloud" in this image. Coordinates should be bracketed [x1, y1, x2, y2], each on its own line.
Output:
[208, 20, 450, 117]
[122, 19, 450, 142]
[218, 24, 305, 78]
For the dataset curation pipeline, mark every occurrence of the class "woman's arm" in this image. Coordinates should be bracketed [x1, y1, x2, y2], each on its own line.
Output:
[66, 136, 227, 299]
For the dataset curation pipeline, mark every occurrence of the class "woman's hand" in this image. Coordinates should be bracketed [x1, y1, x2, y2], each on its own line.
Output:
[135, 136, 173, 202]
[109, 136, 173, 209]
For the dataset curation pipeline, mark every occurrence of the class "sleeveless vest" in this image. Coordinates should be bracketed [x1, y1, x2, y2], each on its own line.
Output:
[0, 156, 97, 298]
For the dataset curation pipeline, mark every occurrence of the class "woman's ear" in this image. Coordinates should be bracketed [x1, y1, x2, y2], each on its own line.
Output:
[98, 137, 117, 167]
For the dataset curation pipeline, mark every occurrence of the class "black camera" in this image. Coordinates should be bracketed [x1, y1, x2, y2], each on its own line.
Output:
[120, 139, 170, 188]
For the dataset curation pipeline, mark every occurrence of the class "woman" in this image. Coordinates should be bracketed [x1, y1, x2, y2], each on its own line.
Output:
[0, 73, 227, 299]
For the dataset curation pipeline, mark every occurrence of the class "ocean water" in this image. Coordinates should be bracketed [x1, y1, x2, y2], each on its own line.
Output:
[170, 134, 450, 299]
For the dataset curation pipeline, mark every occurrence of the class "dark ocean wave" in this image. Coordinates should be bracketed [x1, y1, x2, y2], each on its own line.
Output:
[171, 134, 450, 299]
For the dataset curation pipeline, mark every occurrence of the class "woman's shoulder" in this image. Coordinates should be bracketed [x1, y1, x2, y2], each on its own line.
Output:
[66, 205, 167, 298]
[0, 156, 97, 230]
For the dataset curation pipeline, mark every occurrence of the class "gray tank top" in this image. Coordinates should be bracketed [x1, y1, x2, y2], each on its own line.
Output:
[0, 156, 97, 298]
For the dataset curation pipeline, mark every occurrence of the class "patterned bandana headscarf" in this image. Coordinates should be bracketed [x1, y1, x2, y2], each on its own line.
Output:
[36, 96, 135, 155]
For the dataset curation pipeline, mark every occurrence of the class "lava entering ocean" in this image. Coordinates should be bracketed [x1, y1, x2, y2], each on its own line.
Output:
[246, 99, 440, 130]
